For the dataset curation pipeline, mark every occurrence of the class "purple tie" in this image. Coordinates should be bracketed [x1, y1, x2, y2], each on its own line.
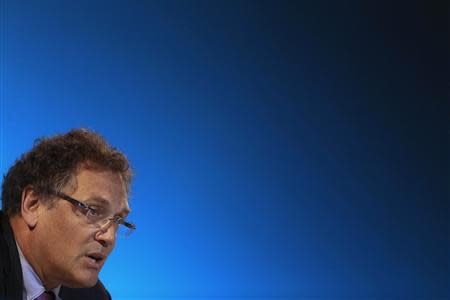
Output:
[35, 291, 55, 300]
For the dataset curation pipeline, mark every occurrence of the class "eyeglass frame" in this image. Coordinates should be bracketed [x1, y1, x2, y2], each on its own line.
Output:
[50, 191, 136, 235]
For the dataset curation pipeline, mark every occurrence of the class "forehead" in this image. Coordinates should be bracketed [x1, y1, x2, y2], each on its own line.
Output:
[67, 167, 129, 212]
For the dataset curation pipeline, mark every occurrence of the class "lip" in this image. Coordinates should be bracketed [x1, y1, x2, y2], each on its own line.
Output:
[84, 252, 106, 270]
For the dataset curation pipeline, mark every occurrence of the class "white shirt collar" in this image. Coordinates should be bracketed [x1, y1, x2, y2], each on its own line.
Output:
[16, 243, 62, 300]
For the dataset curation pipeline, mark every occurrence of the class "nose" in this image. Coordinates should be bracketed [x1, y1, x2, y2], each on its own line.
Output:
[95, 221, 117, 247]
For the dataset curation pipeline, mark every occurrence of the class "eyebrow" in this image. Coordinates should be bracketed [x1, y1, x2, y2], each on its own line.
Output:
[86, 196, 131, 217]
[86, 196, 109, 205]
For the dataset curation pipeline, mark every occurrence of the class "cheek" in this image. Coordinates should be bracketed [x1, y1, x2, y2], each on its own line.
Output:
[44, 212, 94, 257]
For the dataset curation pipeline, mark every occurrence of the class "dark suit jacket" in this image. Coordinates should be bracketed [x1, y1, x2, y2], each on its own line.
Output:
[0, 211, 111, 300]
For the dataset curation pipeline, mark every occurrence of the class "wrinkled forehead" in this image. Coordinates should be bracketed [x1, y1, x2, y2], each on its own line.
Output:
[64, 161, 129, 193]
[83, 161, 131, 193]
[65, 165, 130, 214]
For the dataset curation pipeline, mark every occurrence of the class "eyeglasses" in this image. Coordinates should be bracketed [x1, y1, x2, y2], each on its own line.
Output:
[52, 192, 136, 237]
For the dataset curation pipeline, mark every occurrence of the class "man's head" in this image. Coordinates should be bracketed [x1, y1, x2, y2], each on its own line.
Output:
[2, 129, 133, 289]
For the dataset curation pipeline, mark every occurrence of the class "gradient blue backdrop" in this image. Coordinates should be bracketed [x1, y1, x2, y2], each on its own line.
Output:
[0, 1, 448, 299]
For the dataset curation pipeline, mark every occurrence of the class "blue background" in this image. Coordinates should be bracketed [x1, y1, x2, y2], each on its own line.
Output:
[0, 1, 448, 299]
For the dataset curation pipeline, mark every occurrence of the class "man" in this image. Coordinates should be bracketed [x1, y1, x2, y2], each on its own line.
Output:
[0, 129, 135, 300]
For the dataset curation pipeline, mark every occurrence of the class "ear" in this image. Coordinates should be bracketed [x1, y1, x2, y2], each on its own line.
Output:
[20, 186, 43, 228]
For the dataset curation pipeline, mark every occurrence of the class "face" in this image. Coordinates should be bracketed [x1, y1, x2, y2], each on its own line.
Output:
[32, 167, 129, 288]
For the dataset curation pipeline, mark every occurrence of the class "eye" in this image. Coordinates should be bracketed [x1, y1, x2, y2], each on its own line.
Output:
[86, 207, 99, 217]
[86, 206, 107, 219]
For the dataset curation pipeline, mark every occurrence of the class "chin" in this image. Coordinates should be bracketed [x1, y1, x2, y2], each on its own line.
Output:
[63, 271, 99, 288]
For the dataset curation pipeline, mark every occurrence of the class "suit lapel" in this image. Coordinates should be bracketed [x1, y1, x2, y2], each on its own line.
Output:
[0, 211, 24, 300]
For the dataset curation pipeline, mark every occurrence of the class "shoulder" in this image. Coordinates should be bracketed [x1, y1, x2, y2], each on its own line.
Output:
[59, 280, 111, 300]
[0, 211, 24, 300]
